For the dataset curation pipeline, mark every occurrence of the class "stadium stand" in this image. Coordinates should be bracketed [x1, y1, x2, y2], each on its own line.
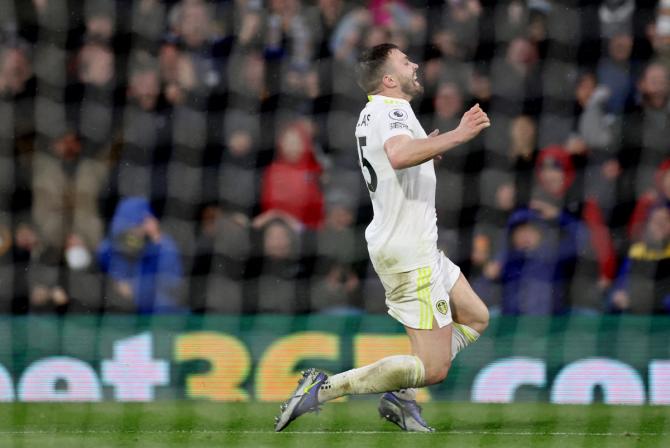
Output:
[0, 0, 667, 315]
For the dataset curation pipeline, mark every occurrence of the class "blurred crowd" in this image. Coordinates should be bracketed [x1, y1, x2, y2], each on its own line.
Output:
[0, 0, 668, 315]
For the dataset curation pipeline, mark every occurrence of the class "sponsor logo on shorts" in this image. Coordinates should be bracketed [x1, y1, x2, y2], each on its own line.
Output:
[390, 122, 409, 130]
[436, 299, 449, 315]
[388, 109, 408, 121]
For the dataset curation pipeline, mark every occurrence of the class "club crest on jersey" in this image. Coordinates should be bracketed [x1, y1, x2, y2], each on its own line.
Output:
[436, 299, 449, 315]
[389, 109, 408, 121]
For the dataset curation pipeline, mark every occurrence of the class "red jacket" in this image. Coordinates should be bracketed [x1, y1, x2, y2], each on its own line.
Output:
[261, 122, 325, 229]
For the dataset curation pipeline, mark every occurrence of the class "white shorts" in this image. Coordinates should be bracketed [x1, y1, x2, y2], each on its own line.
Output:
[378, 252, 460, 330]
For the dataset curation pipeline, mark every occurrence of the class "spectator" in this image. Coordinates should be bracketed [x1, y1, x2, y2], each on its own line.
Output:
[22, 225, 70, 314]
[84, 1, 115, 44]
[225, 50, 267, 109]
[306, 0, 349, 60]
[426, 82, 481, 172]
[31, 130, 105, 261]
[437, 0, 481, 61]
[261, 119, 325, 230]
[114, 54, 170, 207]
[599, 0, 634, 39]
[189, 203, 224, 312]
[165, 0, 234, 92]
[0, 221, 38, 313]
[621, 62, 670, 201]
[29, 262, 78, 315]
[162, 47, 208, 106]
[21, 224, 99, 316]
[130, 0, 167, 52]
[490, 36, 543, 117]
[0, 45, 32, 97]
[597, 32, 635, 115]
[529, 146, 617, 312]
[161, 48, 210, 222]
[127, 55, 162, 112]
[650, 0, 670, 71]
[0, 223, 15, 310]
[490, 208, 580, 315]
[570, 72, 616, 155]
[98, 197, 184, 313]
[161, 0, 231, 109]
[0, 42, 34, 220]
[526, 3, 549, 60]
[32, 41, 117, 258]
[228, 0, 264, 49]
[492, 0, 528, 46]
[628, 158, 670, 242]
[190, 203, 251, 313]
[248, 210, 310, 313]
[470, 180, 516, 314]
[219, 124, 260, 218]
[73, 41, 119, 167]
[330, 8, 372, 64]
[311, 190, 364, 314]
[569, 75, 621, 225]
[430, 82, 465, 137]
[368, 0, 425, 48]
[610, 205, 670, 314]
[263, 0, 314, 103]
[508, 115, 538, 206]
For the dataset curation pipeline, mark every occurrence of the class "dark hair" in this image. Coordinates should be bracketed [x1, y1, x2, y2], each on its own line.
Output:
[356, 43, 398, 94]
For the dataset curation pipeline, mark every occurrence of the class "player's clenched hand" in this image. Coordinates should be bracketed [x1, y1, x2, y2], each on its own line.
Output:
[455, 103, 490, 143]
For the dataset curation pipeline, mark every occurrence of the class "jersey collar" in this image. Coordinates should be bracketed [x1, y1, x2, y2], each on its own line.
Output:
[367, 94, 409, 105]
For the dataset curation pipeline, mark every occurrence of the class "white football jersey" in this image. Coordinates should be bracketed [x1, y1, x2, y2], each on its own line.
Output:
[355, 94, 439, 274]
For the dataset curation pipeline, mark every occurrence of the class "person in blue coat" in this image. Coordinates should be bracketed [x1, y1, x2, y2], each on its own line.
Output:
[495, 208, 581, 315]
[98, 197, 184, 313]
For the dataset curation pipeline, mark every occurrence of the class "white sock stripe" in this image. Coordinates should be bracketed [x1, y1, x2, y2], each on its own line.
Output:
[453, 323, 480, 343]
[451, 323, 480, 361]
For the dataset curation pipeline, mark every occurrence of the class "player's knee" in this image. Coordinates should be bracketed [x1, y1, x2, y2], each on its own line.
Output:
[464, 301, 489, 334]
[424, 359, 451, 385]
[474, 305, 490, 334]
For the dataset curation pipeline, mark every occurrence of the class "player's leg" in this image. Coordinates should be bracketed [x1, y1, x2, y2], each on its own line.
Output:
[376, 318, 452, 432]
[315, 264, 452, 401]
[274, 353, 427, 432]
[379, 257, 487, 431]
[317, 353, 426, 401]
[320, 318, 454, 398]
[275, 262, 456, 432]
[275, 321, 443, 432]
[450, 273, 489, 333]
[448, 273, 489, 359]
[404, 318, 453, 385]
[314, 322, 451, 388]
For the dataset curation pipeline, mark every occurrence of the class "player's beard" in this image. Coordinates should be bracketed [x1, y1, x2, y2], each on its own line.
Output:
[399, 73, 424, 100]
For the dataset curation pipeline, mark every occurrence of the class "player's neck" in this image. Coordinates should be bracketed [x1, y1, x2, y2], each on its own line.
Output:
[372, 88, 412, 102]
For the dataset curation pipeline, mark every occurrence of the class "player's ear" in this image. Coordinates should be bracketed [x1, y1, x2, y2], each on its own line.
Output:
[382, 73, 396, 88]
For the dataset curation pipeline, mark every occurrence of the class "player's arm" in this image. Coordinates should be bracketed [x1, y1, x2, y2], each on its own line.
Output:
[384, 104, 490, 170]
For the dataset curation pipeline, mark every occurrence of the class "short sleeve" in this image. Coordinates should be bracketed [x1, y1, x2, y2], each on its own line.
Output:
[378, 105, 414, 144]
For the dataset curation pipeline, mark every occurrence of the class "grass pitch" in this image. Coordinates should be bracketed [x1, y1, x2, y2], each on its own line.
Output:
[0, 401, 668, 447]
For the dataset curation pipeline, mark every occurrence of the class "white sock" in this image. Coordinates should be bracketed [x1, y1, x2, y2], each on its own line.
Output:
[394, 388, 417, 401]
[451, 323, 480, 360]
[318, 355, 425, 403]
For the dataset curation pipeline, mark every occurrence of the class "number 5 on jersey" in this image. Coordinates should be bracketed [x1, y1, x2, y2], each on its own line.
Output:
[357, 136, 378, 193]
